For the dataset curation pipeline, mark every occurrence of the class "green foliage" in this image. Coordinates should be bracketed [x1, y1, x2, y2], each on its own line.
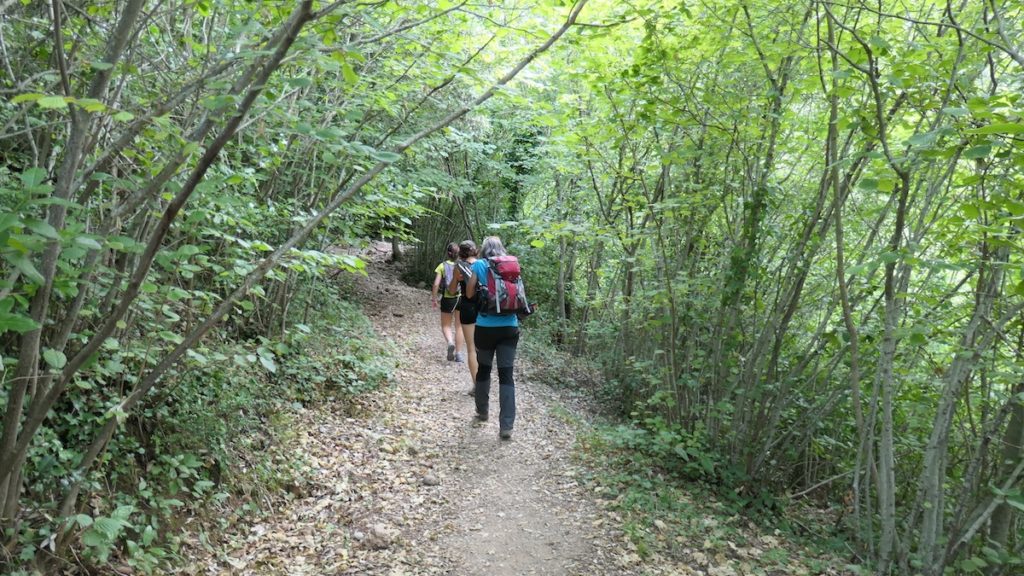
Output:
[9, 284, 391, 571]
[3, 0, 1024, 573]
[277, 298, 395, 401]
[492, 1, 1024, 572]
[0, 0, 491, 569]
[577, 422, 847, 572]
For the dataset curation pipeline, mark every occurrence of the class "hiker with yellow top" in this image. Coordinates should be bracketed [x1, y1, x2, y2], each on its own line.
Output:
[431, 242, 465, 362]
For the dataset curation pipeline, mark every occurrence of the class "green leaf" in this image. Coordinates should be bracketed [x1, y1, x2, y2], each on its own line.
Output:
[20, 167, 48, 188]
[0, 311, 40, 334]
[876, 177, 896, 192]
[43, 349, 67, 369]
[81, 530, 108, 547]
[258, 351, 277, 373]
[201, 95, 235, 111]
[89, 61, 114, 71]
[967, 122, 1024, 135]
[858, 178, 878, 191]
[868, 34, 891, 54]
[907, 131, 937, 147]
[370, 150, 402, 163]
[93, 516, 126, 538]
[342, 61, 358, 84]
[25, 218, 59, 239]
[112, 111, 134, 122]
[11, 93, 44, 104]
[963, 144, 991, 159]
[530, 239, 546, 248]
[141, 525, 157, 546]
[37, 96, 69, 109]
[0, 213, 20, 231]
[158, 331, 183, 344]
[75, 236, 103, 250]
[285, 76, 312, 88]
[73, 514, 94, 528]
[74, 98, 107, 112]
[10, 255, 45, 284]
[186, 349, 209, 364]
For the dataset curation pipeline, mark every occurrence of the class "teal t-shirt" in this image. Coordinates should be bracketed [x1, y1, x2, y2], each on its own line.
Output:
[472, 259, 518, 328]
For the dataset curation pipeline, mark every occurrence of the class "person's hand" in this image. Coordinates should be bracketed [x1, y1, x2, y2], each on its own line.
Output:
[431, 297, 438, 309]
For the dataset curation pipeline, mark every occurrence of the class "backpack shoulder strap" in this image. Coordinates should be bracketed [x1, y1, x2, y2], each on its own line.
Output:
[486, 256, 504, 278]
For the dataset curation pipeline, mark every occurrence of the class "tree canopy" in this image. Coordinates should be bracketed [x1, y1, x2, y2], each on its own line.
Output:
[1, 0, 1022, 574]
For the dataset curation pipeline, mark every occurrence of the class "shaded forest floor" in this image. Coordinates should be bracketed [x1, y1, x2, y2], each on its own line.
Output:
[172, 244, 851, 575]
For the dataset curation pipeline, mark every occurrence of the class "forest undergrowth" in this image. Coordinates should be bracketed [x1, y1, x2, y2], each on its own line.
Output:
[162, 249, 854, 576]
[520, 336, 855, 576]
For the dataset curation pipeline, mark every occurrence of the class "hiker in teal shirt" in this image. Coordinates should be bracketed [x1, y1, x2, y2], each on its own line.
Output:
[462, 236, 520, 439]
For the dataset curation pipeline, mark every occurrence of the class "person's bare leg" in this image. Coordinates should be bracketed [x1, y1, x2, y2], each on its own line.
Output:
[440, 311, 455, 359]
[462, 323, 477, 393]
[453, 310, 465, 355]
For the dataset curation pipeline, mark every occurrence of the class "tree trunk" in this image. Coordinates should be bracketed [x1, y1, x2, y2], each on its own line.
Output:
[987, 384, 1024, 557]
[391, 235, 403, 262]
[918, 240, 1012, 575]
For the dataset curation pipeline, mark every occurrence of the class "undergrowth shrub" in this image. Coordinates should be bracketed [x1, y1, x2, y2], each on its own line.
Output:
[8, 290, 392, 574]
[522, 319, 780, 514]
[502, 292, 848, 573]
[579, 423, 846, 571]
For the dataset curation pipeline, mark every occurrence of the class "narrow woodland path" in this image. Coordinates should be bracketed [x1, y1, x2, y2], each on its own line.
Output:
[177, 244, 640, 575]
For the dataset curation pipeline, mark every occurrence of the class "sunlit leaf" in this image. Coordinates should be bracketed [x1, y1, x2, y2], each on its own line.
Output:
[11, 93, 44, 104]
[37, 96, 69, 109]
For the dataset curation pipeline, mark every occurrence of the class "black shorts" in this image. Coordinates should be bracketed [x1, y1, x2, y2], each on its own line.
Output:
[457, 296, 478, 324]
[440, 296, 459, 313]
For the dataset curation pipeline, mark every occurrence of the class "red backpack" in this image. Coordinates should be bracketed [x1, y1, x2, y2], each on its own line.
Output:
[479, 256, 533, 318]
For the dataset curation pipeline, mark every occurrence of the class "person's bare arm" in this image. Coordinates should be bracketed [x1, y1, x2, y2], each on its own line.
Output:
[464, 266, 477, 298]
[431, 273, 442, 308]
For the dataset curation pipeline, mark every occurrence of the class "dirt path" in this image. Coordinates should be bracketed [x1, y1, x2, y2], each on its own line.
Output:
[176, 246, 635, 575]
